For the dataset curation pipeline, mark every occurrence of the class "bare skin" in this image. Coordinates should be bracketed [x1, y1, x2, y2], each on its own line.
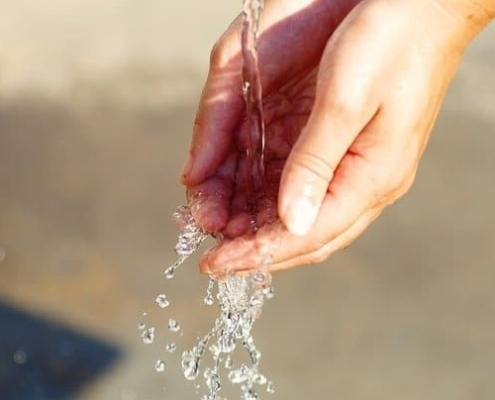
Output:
[181, 0, 495, 274]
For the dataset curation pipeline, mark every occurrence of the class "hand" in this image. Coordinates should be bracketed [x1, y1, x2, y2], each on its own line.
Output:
[181, 0, 493, 274]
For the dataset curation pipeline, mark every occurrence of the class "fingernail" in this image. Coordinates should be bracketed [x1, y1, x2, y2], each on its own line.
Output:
[180, 153, 194, 180]
[284, 196, 318, 236]
[199, 249, 213, 275]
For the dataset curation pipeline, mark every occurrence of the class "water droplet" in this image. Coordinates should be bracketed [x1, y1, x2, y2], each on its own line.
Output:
[219, 333, 236, 354]
[155, 294, 170, 308]
[169, 206, 275, 399]
[138, 323, 146, 330]
[228, 369, 248, 384]
[182, 350, 200, 381]
[249, 293, 263, 308]
[254, 373, 267, 385]
[168, 319, 181, 333]
[164, 266, 176, 279]
[204, 294, 215, 306]
[262, 286, 275, 300]
[155, 359, 166, 372]
[208, 344, 220, 358]
[266, 381, 275, 394]
[241, 388, 259, 400]
[252, 270, 266, 284]
[243, 81, 251, 95]
[13, 350, 27, 364]
[204, 278, 216, 306]
[206, 371, 221, 393]
[165, 343, 177, 353]
[141, 327, 155, 344]
[260, 255, 271, 267]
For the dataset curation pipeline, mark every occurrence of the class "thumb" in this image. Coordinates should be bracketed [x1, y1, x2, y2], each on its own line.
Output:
[279, 92, 377, 237]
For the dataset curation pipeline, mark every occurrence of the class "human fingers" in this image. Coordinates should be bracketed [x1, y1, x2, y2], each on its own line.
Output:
[279, 2, 414, 236]
[181, 0, 357, 186]
[267, 208, 381, 271]
[199, 209, 378, 274]
[199, 148, 382, 274]
[187, 177, 232, 234]
[186, 153, 238, 233]
[277, 1, 392, 236]
[180, 20, 244, 187]
[200, 99, 419, 274]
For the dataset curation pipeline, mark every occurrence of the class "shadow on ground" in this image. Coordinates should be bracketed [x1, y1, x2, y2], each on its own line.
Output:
[0, 300, 121, 400]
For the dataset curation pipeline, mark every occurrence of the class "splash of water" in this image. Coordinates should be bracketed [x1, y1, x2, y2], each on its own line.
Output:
[165, 205, 274, 399]
[142, 327, 155, 345]
[178, 1, 273, 398]
[148, 1, 275, 398]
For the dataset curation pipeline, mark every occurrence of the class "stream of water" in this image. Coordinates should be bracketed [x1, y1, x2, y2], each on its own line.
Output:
[146, 1, 273, 399]
[241, 0, 266, 194]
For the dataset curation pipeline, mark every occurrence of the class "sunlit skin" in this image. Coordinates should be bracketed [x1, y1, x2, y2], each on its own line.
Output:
[181, 0, 495, 274]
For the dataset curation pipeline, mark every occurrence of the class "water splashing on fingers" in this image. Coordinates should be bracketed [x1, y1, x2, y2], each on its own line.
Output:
[144, 1, 281, 399]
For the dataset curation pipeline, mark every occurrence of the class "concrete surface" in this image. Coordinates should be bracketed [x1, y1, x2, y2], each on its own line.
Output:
[0, 1, 495, 399]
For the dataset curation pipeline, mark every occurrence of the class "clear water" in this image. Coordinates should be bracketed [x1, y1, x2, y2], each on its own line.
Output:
[142, 327, 155, 345]
[145, 1, 275, 398]
[177, 2, 273, 398]
[165, 343, 177, 353]
[155, 359, 166, 373]
[241, 0, 266, 194]
[156, 294, 170, 308]
[169, 205, 274, 400]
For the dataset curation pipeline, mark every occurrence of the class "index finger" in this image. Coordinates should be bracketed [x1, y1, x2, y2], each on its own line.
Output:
[181, 24, 245, 186]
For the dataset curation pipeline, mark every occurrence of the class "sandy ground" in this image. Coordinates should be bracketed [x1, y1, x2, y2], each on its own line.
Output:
[1, 1, 495, 399]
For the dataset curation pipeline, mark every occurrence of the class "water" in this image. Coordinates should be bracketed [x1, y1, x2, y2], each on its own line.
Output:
[155, 360, 166, 373]
[166, 343, 177, 353]
[181, 267, 274, 399]
[147, 1, 275, 398]
[204, 278, 216, 306]
[177, 2, 273, 398]
[156, 294, 170, 308]
[241, 0, 266, 195]
[168, 319, 181, 333]
[158, 204, 274, 400]
[142, 327, 155, 345]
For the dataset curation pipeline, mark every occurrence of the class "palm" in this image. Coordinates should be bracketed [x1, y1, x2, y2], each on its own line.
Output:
[188, 68, 317, 238]
[182, 0, 364, 270]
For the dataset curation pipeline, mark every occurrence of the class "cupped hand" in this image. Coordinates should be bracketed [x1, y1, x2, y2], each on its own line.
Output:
[181, 0, 489, 274]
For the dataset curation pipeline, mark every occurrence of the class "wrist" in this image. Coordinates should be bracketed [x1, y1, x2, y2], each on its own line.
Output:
[432, 0, 495, 44]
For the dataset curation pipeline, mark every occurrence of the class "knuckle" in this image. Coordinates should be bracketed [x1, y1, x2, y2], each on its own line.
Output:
[394, 171, 416, 198]
[290, 150, 336, 184]
[378, 167, 416, 205]
[209, 40, 225, 67]
[324, 96, 356, 119]
[306, 248, 329, 265]
[320, 92, 363, 125]
[209, 39, 231, 70]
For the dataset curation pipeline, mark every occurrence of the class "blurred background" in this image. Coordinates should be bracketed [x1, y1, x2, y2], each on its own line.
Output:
[0, 1, 494, 399]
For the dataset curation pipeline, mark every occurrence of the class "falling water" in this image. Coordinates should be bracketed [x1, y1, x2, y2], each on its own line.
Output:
[168, 205, 275, 400]
[241, 0, 266, 193]
[148, 1, 275, 399]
